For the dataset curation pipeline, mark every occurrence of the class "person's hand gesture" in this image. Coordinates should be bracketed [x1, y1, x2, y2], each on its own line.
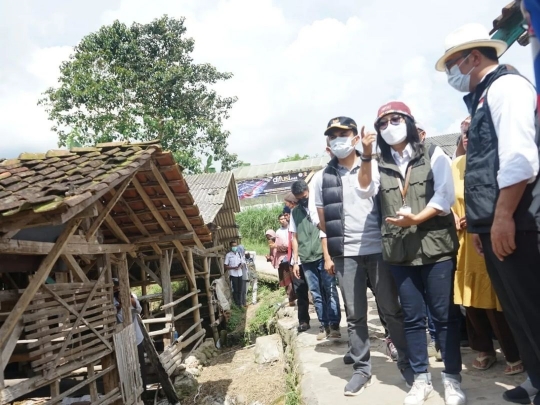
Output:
[361, 126, 377, 156]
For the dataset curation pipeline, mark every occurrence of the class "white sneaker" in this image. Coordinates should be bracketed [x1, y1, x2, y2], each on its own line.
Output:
[404, 380, 433, 405]
[443, 378, 466, 405]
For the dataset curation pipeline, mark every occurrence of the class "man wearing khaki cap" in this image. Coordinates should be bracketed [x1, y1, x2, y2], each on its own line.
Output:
[438, 22, 540, 405]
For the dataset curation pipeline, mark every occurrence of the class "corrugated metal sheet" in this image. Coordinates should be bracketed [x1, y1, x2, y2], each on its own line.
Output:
[232, 156, 330, 180]
[425, 133, 461, 157]
[184, 172, 241, 245]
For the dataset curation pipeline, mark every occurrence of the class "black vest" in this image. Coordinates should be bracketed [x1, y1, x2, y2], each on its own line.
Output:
[464, 65, 540, 233]
[321, 157, 346, 258]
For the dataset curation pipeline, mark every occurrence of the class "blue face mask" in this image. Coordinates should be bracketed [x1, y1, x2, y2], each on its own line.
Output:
[231, 246, 238, 252]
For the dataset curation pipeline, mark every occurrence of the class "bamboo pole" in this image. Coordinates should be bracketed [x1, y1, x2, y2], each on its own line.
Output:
[204, 258, 219, 343]
[187, 249, 202, 332]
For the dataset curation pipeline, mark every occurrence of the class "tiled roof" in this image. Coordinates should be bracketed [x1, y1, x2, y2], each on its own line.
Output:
[184, 172, 241, 244]
[0, 141, 212, 247]
[425, 133, 460, 157]
[0, 142, 157, 218]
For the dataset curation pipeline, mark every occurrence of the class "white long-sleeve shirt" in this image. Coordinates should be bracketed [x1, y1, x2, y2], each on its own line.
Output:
[357, 144, 455, 215]
[482, 70, 538, 188]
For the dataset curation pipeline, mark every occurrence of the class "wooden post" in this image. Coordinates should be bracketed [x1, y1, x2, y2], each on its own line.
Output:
[187, 249, 202, 333]
[218, 256, 225, 276]
[88, 363, 99, 402]
[118, 253, 132, 328]
[204, 257, 219, 342]
[50, 380, 60, 399]
[100, 254, 120, 399]
[137, 315, 180, 404]
[141, 268, 149, 319]
[160, 250, 173, 347]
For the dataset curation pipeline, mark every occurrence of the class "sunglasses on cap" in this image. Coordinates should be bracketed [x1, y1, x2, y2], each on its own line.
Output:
[376, 115, 404, 131]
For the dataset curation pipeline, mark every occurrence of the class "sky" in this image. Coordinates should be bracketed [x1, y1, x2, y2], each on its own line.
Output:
[0, 0, 534, 165]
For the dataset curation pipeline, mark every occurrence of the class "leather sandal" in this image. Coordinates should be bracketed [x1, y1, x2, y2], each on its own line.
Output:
[472, 352, 497, 370]
[504, 360, 524, 375]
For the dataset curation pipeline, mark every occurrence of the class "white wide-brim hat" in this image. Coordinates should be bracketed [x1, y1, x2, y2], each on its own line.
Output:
[435, 23, 508, 71]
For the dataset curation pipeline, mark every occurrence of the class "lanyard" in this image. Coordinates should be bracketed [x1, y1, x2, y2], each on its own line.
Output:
[397, 165, 413, 205]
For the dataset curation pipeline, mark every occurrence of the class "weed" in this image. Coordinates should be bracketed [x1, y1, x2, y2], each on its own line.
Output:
[227, 304, 245, 333]
[246, 288, 286, 341]
[284, 364, 301, 405]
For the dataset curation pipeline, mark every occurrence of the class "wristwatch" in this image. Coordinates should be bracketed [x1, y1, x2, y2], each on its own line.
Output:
[360, 154, 372, 162]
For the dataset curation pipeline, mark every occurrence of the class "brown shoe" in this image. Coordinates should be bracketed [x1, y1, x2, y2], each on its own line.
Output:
[317, 326, 330, 341]
[328, 324, 341, 339]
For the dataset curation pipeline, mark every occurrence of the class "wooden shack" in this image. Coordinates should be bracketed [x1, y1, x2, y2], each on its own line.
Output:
[0, 141, 225, 404]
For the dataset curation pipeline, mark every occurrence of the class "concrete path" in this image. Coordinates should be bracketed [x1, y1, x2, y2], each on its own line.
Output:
[279, 292, 526, 405]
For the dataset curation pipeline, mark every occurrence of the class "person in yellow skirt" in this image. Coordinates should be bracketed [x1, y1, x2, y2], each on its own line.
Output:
[452, 116, 523, 375]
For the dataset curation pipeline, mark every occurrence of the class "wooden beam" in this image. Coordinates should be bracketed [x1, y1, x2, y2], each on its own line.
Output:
[204, 258, 219, 343]
[137, 315, 180, 404]
[150, 162, 204, 249]
[160, 250, 173, 347]
[42, 365, 115, 405]
[119, 197, 149, 236]
[61, 254, 90, 283]
[160, 289, 201, 311]
[132, 177, 185, 253]
[186, 249, 202, 333]
[132, 232, 194, 245]
[0, 318, 22, 377]
[117, 253, 132, 328]
[1, 349, 112, 404]
[0, 239, 135, 255]
[86, 177, 133, 240]
[133, 258, 161, 285]
[41, 274, 112, 375]
[0, 218, 81, 353]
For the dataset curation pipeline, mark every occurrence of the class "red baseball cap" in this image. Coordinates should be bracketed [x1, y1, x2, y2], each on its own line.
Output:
[375, 101, 414, 125]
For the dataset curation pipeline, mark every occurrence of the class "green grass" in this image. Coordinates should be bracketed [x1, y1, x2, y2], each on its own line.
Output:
[236, 205, 284, 254]
[246, 286, 286, 341]
[243, 239, 271, 255]
[285, 368, 301, 405]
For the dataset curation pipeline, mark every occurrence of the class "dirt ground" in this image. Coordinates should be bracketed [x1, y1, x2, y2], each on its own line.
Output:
[187, 345, 286, 405]
[184, 298, 288, 405]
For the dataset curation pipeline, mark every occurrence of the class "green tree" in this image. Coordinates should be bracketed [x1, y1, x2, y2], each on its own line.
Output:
[39, 16, 240, 173]
[278, 153, 310, 163]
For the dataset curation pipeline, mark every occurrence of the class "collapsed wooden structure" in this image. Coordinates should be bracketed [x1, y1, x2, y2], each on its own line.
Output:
[0, 141, 236, 404]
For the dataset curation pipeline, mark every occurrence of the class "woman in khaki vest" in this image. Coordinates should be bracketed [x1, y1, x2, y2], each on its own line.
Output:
[357, 101, 464, 405]
[452, 116, 523, 375]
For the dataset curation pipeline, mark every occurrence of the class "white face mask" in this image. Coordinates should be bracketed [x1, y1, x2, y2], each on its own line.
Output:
[381, 122, 407, 146]
[447, 55, 475, 93]
[329, 136, 356, 159]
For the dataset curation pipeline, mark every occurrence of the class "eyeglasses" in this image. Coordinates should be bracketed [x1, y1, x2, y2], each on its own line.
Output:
[444, 52, 470, 73]
[377, 115, 403, 130]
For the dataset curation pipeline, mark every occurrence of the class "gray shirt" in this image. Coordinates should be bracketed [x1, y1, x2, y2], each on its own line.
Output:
[313, 160, 382, 257]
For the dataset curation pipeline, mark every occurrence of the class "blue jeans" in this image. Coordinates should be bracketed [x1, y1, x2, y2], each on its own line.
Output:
[390, 259, 462, 376]
[302, 258, 341, 327]
[426, 305, 437, 342]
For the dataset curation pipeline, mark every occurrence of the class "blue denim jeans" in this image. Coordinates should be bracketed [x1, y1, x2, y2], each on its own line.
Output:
[302, 258, 341, 327]
[390, 259, 462, 376]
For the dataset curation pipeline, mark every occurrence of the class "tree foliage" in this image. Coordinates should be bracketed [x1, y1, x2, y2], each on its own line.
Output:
[278, 153, 311, 163]
[39, 16, 241, 173]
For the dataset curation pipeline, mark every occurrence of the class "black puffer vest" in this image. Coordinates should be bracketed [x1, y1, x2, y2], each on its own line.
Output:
[321, 156, 346, 258]
[464, 65, 540, 233]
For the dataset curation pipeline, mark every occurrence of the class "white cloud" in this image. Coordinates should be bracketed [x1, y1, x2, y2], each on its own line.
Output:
[0, 0, 536, 165]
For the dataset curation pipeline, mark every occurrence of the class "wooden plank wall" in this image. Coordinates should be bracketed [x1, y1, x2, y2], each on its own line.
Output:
[113, 323, 143, 405]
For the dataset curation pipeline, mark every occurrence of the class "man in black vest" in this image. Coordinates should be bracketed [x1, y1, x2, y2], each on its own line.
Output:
[438, 23, 540, 405]
[313, 116, 412, 396]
